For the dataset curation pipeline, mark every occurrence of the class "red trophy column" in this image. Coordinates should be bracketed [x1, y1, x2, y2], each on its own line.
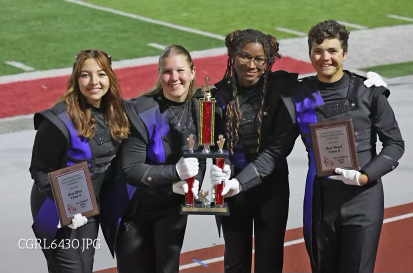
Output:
[185, 177, 194, 205]
[215, 158, 225, 206]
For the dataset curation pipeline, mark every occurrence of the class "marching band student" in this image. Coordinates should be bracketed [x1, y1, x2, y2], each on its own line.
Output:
[30, 49, 129, 273]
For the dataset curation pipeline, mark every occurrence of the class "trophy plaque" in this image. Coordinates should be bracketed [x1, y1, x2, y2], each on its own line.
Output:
[48, 161, 99, 226]
[309, 118, 359, 177]
[180, 78, 230, 216]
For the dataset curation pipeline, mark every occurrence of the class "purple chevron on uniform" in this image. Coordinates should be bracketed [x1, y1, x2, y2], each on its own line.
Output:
[138, 106, 169, 163]
[32, 197, 59, 244]
[32, 112, 92, 244]
[292, 90, 324, 255]
[294, 91, 324, 143]
[58, 112, 92, 163]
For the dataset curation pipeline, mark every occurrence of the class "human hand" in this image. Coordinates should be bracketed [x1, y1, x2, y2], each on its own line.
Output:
[210, 164, 231, 186]
[57, 213, 88, 229]
[329, 168, 362, 186]
[222, 178, 242, 197]
[172, 180, 200, 199]
[176, 157, 199, 180]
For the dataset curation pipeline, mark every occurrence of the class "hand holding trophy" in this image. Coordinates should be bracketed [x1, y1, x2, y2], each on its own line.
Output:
[181, 78, 230, 215]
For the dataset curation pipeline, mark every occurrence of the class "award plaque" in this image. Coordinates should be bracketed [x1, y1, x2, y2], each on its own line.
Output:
[48, 161, 99, 226]
[180, 78, 230, 216]
[309, 119, 359, 177]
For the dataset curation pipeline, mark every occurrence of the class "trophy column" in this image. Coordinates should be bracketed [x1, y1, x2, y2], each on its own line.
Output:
[181, 78, 230, 215]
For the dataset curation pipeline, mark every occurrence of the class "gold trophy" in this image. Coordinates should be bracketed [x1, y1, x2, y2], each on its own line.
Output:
[180, 78, 230, 215]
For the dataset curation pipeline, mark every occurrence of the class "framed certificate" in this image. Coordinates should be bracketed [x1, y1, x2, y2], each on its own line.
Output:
[309, 119, 359, 177]
[48, 161, 99, 226]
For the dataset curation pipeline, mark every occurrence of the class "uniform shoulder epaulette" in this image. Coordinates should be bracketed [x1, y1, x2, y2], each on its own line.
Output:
[297, 75, 316, 82]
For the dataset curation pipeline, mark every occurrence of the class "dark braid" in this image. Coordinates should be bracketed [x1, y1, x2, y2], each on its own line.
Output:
[223, 29, 280, 154]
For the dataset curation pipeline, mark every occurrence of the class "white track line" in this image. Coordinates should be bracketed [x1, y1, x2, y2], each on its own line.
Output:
[4, 61, 35, 72]
[63, 0, 225, 40]
[387, 14, 413, 22]
[178, 212, 413, 270]
[383, 212, 413, 223]
[147, 43, 166, 50]
[337, 21, 367, 30]
[275, 27, 306, 36]
[0, 47, 227, 84]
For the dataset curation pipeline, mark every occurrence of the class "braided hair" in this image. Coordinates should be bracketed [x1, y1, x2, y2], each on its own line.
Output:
[223, 29, 280, 154]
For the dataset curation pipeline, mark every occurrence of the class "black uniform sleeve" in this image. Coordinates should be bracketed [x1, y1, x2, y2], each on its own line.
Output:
[29, 119, 67, 195]
[361, 92, 404, 182]
[236, 101, 299, 190]
[120, 128, 180, 187]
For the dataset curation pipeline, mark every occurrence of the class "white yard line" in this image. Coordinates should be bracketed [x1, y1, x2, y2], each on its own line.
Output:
[387, 14, 413, 22]
[147, 43, 166, 50]
[275, 27, 306, 36]
[4, 61, 35, 72]
[63, 0, 225, 40]
[337, 20, 367, 30]
[178, 212, 413, 270]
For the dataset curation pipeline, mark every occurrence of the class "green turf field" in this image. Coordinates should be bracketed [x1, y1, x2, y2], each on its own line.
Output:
[0, 0, 412, 76]
[362, 62, 413, 78]
[84, 0, 413, 34]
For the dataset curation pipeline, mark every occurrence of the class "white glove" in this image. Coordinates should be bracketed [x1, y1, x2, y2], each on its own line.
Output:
[329, 168, 361, 186]
[176, 157, 199, 180]
[57, 213, 88, 229]
[172, 180, 200, 199]
[210, 164, 231, 186]
[364, 71, 387, 88]
[222, 178, 242, 197]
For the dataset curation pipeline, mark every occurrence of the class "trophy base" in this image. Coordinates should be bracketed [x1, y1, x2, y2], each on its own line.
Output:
[180, 203, 230, 216]
[183, 150, 230, 159]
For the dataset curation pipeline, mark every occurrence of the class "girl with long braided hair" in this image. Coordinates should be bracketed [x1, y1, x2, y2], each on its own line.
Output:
[209, 29, 299, 272]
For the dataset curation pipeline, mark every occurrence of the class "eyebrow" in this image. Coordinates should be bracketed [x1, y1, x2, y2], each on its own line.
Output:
[80, 69, 105, 72]
[239, 51, 265, 57]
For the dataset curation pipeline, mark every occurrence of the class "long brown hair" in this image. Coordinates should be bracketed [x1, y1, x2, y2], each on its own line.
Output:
[146, 45, 196, 101]
[223, 29, 280, 154]
[61, 49, 129, 142]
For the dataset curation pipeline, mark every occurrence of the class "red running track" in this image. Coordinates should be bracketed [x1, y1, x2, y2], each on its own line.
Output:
[0, 55, 314, 118]
[96, 202, 413, 273]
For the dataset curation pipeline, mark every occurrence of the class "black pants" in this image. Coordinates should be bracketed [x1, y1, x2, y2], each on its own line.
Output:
[221, 181, 289, 273]
[31, 186, 99, 273]
[46, 220, 99, 273]
[312, 178, 384, 273]
[115, 191, 187, 273]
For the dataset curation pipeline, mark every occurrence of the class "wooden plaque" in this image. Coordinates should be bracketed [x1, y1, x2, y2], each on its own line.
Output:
[309, 119, 359, 177]
[48, 161, 99, 226]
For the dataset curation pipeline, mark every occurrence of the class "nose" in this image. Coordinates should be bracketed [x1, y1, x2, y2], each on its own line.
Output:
[171, 71, 179, 81]
[89, 75, 99, 85]
[246, 59, 257, 69]
[321, 51, 330, 61]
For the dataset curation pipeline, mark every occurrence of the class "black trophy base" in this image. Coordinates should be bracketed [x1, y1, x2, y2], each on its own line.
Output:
[180, 203, 230, 216]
